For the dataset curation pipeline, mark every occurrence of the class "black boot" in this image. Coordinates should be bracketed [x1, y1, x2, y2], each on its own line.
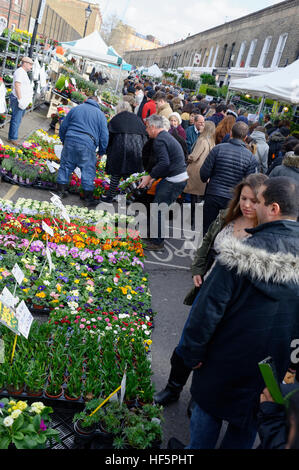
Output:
[83, 190, 99, 208]
[56, 183, 68, 199]
[154, 380, 183, 406]
[154, 348, 192, 406]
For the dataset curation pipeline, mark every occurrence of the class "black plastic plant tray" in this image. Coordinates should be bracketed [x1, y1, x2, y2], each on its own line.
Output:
[0, 389, 85, 411]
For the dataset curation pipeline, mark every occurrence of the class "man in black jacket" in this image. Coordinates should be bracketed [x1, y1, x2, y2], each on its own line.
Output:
[138, 114, 188, 251]
[168, 177, 299, 449]
[200, 121, 257, 234]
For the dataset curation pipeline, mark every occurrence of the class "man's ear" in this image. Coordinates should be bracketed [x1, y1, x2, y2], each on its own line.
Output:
[271, 202, 281, 216]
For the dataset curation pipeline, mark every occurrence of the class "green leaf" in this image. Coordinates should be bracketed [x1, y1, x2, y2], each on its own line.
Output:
[12, 414, 24, 432]
[36, 433, 47, 444]
[12, 431, 24, 440]
[0, 436, 11, 449]
[33, 414, 41, 432]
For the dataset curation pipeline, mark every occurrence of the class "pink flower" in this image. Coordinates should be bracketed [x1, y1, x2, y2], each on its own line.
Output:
[86, 321, 91, 324]
[113, 316, 118, 320]
[74, 320, 78, 323]
[79, 324, 85, 329]
[93, 325, 97, 329]
[97, 316, 102, 321]
[104, 318, 109, 322]
[87, 298, 93, 303]
[107, 323, 112, 327]
[130, 328, 134, 332]
[81, 318, 86, 322]
[113, 277, 119, 284]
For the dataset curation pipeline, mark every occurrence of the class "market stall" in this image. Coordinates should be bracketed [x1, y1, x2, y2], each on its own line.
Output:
[0, 191, 162, 449]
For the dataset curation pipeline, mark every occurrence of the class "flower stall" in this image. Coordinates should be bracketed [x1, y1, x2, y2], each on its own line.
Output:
[0, 195, 161, 449]
[0, 129, 148, 201]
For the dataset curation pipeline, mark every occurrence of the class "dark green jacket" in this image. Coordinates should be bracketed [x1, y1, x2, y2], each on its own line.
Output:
[183, 209, 227, 305]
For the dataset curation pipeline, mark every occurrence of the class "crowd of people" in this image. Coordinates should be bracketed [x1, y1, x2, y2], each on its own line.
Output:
[55, 72, 299, 449]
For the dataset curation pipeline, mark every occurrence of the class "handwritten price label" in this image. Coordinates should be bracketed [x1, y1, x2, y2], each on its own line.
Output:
[15, 301, 33, 339]
[12, 263, 24, 285]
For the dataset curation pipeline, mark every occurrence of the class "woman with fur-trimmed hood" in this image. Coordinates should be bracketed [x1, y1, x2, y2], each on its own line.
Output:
[269, 143, 299, 185]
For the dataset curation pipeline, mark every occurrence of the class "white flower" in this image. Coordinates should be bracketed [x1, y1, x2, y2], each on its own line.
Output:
[144, 330, 151, 335]
[3, 416, 14, 427]
[127, 294, 132, 300]
[105, 326, 112, 330]
[43, 280, 50, 286]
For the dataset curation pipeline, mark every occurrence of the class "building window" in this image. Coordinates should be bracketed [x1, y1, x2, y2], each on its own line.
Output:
[258, 36, 272, 68]
[245, 39, 258, 68]
[221, 44, 228, 67]
[271, 33, 288, 68]
[235, 41, 246, 68]
[212, 44, 219, 68]
[227, 42, 235, 68]
[206, 46, 214, 68]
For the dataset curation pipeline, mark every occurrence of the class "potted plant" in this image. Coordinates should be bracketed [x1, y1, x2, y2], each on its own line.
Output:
[0, 398, 60, 449]
[24, 361, 47, 396]
[73, 398, 105, 438]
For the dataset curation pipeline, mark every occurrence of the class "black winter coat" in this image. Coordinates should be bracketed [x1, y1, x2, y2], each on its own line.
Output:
[200, 138, 257, 199]
[105, 111, 148, 177]
[179, 220, 299, 429]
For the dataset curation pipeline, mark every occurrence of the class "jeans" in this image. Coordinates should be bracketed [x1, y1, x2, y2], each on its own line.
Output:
[8, 95, 26, 141]
[151, 178, 187, 245]
[186, 402, 257, 449]
[57, 140, 96, 191]
[203, 194, 230, 235]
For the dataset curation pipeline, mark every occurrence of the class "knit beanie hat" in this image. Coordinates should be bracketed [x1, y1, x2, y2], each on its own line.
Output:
[169, 112, 182, 125]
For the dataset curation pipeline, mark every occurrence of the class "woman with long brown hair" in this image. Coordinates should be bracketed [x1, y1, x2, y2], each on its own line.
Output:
[154, 173, 269, 408]
[215, 115, 236, 145]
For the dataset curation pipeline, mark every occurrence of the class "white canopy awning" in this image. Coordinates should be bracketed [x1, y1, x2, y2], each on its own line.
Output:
[61, 31, 118, 66]
[229, 60, 299, 104]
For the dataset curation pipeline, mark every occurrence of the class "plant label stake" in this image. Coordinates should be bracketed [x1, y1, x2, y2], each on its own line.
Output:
[0, 338, 4, 364]
[24, 230, 37, 254]
[0, 287, 19, 309]
[10, 333, 18, 364]
[15, 300, 33, 340]
[0, 301, 19, 336]
[120, 366, 127, 405]
[89, 385, 121, 417]
[12, 263, 25, 296]
[42, 221, 54, 237]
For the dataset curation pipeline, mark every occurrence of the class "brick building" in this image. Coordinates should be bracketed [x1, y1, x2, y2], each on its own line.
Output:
[46, 0, 102, 38]
[0, 0, 30, 31]
[123, 0, 299, 85]
[108, 21, 162, 57]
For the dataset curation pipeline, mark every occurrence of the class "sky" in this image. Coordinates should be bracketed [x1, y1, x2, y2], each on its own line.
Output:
[98, 0, 283, 44]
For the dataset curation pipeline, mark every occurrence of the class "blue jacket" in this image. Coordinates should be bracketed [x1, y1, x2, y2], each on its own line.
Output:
[186, 125, 200, 154]
[206, 112, 224, 127]
[200, 138, 257, 199]
[59, 99, 109, 155]
[180, 220, 299, 429]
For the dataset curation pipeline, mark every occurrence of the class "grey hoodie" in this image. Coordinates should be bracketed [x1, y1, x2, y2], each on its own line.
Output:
[250, 130, 269, 174]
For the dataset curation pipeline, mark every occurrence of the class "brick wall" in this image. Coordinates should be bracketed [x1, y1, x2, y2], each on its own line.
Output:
[124, 0, 299, 71]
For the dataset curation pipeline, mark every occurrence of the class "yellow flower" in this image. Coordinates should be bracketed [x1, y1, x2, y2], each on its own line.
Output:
[106, 287, 112, 293]
[142, 277, 147, 281]
[16, 401, 27, 411]
[23, 278, 28, 283]
[118, 268, 123, 273]
[56, 283, 62, 292]
[8, 408, 12, 412]
[74, 279, 79, 284]
[36, 292, 46, 298]
[9, 401, 16, 405]
[81, 273, 88, 277]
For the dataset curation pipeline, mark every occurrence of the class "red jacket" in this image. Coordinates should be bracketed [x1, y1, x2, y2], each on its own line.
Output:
[142, 100, 157, 121]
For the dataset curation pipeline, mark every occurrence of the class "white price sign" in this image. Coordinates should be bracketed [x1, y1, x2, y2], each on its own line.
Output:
[50, 194, 64, 210]
[15, 301, 33, 339]
[12, 264, 25, 286]
[42, 221, 54, 237]
[54, 145, 63, 160]
[0, 287, 19, 309]
[45, 246, 53, 273]
[46, 160, 56, 173]
[60, 208, 70, 224]
[74, 167, 81, 179]
[51, 161, 60, 170]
